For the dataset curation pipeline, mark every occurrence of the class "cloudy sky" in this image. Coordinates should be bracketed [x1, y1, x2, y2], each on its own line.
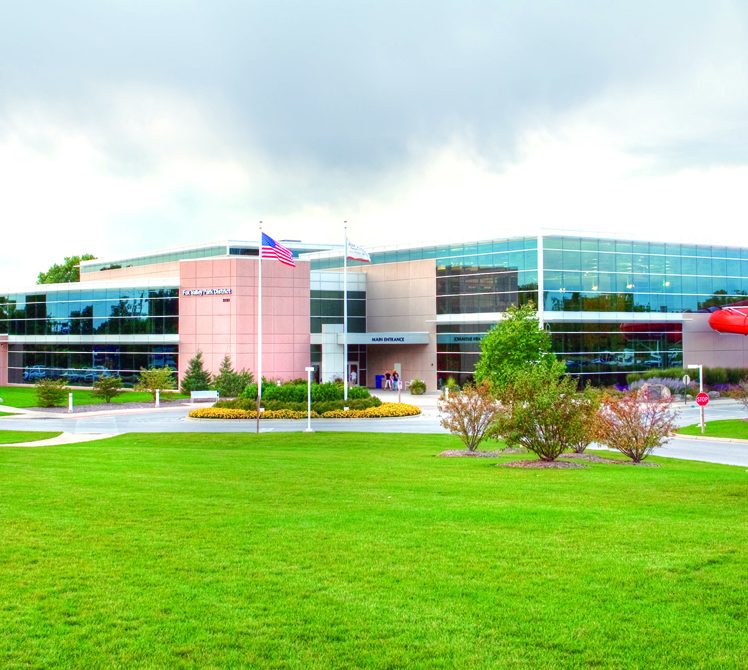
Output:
[1, 1, 747, 286]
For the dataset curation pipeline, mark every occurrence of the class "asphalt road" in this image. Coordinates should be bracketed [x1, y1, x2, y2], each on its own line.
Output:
[2, 398, 748, 467]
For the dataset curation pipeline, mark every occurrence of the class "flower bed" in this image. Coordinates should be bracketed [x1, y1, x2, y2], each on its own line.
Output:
[188, 402, 421, 420]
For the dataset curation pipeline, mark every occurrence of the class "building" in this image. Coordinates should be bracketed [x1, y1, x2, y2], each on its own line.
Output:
[2, 234, 748, 390]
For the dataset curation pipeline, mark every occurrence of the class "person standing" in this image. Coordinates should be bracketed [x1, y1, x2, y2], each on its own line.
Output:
[384, 371, 391, 390]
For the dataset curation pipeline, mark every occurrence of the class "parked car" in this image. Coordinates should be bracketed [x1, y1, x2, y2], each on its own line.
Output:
[80, 366, 112, 383]
[23, 365, 47, 382]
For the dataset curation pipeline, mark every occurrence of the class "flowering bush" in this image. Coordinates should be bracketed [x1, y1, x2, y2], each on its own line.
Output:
[438, 382, 502, 452]
[595, 390, 676, 462]
[322, 403, 421, 418]
[188, 402, 419, 420]
[189, 408, 250, 419]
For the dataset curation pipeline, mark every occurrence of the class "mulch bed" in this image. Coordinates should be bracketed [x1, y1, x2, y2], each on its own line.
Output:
[439, 449, 504, 458]
[561, 452, 660, 467]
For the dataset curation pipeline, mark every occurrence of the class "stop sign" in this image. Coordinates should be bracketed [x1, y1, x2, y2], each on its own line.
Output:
[696, 392, 709, 406]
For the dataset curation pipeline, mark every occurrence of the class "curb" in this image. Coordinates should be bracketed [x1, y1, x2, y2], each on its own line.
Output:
[673, 433, 748, 445]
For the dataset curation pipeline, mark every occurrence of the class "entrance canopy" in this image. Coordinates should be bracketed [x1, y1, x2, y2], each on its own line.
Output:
[337, 331, 430, 345]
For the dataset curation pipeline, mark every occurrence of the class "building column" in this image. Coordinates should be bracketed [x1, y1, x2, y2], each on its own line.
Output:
[320, 324, 344, 383]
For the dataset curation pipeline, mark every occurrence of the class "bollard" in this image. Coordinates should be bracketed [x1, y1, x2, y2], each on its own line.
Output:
[68, 392, 74, 413]
[155, 388, 160, 408]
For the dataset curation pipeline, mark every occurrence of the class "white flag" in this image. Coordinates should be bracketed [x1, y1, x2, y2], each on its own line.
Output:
[347, 241, 371, 263]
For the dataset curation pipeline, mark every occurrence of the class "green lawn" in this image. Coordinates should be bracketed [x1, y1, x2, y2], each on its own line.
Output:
[0, 411, 18, 417]
[0, 385, 188, 408]
[0, 433, 746, 668]
[678, 419, 748, 439]
[0, 430, 62, 444]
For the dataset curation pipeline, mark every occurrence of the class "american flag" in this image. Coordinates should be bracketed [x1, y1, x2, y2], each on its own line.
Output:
[261, 233, 296, 267]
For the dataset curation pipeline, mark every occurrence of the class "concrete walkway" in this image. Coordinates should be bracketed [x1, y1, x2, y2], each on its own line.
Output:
[0, 431, 117, 448]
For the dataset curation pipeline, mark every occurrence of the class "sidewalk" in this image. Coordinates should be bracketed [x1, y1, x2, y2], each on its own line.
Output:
[0, 402, 195, 420]
[370, 389, 441, 414]
[0, 431, 117, 448]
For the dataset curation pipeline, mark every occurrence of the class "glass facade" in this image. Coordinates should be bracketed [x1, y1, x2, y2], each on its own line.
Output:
[1, 287, 179, 386]
[0, 288, 179, 336]
[310, 290, 366, 335]
[8, 344, 178, 385]
[542, 236, 748, 313]
[433, 235, 748, 385]
[82, 246, 228, 273]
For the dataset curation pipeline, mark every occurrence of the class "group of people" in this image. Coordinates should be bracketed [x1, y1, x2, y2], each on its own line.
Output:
[383, 369, 401, 391]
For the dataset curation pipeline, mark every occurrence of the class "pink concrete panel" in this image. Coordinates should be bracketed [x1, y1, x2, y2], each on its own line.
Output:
[0, 339, 8, 386]
[178, 256, 310, 384]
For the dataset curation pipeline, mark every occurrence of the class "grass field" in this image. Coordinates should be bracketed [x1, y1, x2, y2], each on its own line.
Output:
[1, 432, 746, 668]
[679, 419, 748, 440]
[0, 430, 62, 444]
[0, 385, 188, 408]
[0, 411, 18, 417]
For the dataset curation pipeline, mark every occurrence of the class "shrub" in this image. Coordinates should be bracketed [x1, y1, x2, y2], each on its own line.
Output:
[188, 402, 416, 420]
[496, 365, 593, 462]
[215, 396, 381, 413]
[439, 382, 502, 452]
[347, 386, 370, 400]
[239, 380, 372, 404]
[567, 386, 602, 454]
[213, 355, 254, 398]
[135, 367, 176, 400]
[727, 368, 746, 385]
[181, 351, 213, 394]
[409, 378, 426, 395]
[322, 403, 420, 418]
[35, 378, 68, 407]
[91, 375, 123, 403]
[595, 390, 676, 463]
[189, 407, 250, 419]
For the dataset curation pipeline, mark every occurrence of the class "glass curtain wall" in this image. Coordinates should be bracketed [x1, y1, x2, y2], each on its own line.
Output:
[0, 288, 179, 336]
[8, 344, 178, 385]
[542, 237, 748, 314]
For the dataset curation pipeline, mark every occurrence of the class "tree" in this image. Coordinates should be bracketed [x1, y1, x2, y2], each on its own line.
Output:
[92, 375, 123, 403]
[595, 390, 676, 463]
[496, 364, 592, 461]
[439, 382, 503, 452]
[135, 367, 176, 400]
[37, 254, 96, 284]
[35, 378, 68, 407]
[213, 355, 254, 398]
[474, 302, 560, 391]
[180, 351, 213, 394]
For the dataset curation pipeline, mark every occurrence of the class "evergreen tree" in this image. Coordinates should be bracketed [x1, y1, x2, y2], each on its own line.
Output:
[181, 351, 213, 394]
[213, 355, 254, 398]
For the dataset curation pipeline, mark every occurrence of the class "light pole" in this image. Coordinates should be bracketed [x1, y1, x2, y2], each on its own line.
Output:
[687, 364, 704, 434]
[304, 366, 315, 433]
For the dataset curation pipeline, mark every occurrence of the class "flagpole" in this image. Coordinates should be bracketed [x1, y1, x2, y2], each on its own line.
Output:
[343, 222, 349, 403]
[257, 222, 263, 434]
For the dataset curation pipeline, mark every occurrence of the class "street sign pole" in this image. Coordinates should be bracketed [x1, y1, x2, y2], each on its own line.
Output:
[688, 364, 705, 434]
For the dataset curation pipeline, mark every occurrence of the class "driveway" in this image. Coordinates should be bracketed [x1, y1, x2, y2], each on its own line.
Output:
[2, 395, 748, 467]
